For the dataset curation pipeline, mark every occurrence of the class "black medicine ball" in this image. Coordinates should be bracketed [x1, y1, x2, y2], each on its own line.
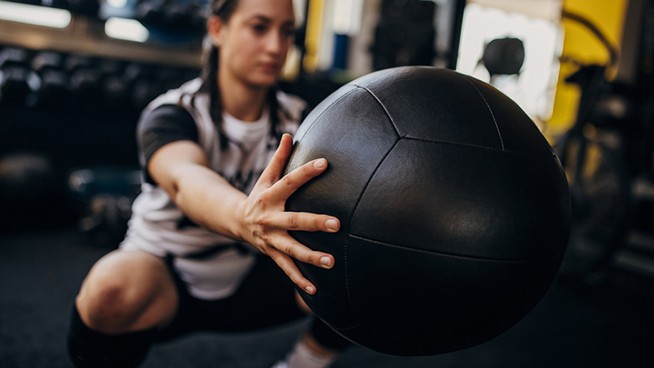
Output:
[284, 66, 571, 356]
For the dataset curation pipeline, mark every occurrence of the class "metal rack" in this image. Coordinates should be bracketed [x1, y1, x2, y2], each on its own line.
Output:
[0, 9, 202, 68]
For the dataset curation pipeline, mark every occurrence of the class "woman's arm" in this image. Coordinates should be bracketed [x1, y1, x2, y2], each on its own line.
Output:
[148, 134, 338, 295]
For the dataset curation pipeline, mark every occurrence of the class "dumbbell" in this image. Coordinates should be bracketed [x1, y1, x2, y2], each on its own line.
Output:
[69, 66, 102, 111]
[102, 73, 133, 112]
[136, 0, 166, 25]
[0, 152, 58, 204]
[0, 150, 72, 229]
[63, 54, 103, 110]
[97, 58, 124, 78]
[131, 77, 163, 111]
[97, 58, 130, 111]
[184, 1, 206, 31]
[0, 48, 31, 109]
[163, 1, 193, 27]
[29, 51, 70, 110]
[67, 0, 100, 17]
[32, 51, 65, 72]
[123, 61, 152, 85]
[65, 54, 94, 74]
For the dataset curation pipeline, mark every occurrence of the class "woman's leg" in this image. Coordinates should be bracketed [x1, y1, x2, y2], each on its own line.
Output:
[218, 256, 350, 368]
[276, 302, 351, 368]
[67, 250, 179, 367]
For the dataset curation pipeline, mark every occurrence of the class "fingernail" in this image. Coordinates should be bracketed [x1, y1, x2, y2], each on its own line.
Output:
[313, 158, 327, 169]
[304, 285, 315, 294]
[320, 256, 332, 268]
[325, 219, 338, 232]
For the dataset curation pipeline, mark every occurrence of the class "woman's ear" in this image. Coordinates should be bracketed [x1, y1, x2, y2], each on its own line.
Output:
[207, 15, 223, 47]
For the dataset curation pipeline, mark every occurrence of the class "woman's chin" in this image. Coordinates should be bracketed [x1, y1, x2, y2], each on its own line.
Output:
[248, 74, 281, 89]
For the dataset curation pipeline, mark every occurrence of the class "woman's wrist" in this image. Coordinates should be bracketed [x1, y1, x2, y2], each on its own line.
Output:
[230, 199, 248, 242]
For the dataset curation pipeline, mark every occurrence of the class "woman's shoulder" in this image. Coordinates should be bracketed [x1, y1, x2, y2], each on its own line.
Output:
[276, 90, 307, 123]
[144, 78, 203, 110]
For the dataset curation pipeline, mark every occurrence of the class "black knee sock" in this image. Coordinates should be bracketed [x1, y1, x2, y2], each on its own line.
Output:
[309, 318, 352, 352]
[67, 304, 157, 367]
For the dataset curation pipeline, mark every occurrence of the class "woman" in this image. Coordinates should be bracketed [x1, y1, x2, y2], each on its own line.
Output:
[67, 0, 350, 366]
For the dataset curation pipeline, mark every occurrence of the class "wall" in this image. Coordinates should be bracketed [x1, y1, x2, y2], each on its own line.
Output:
[547, 0, 629, 136]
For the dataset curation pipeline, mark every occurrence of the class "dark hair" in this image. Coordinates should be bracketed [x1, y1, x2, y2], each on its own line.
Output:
[196, 0, 282, 150]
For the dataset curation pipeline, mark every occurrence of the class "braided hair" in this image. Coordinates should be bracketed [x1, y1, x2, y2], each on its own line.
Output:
[196, 0, 283, 150]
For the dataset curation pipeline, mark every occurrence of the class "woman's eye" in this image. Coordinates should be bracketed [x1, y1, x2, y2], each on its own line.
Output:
[252, 24, 267, 33]
[282, 28, 295, 38]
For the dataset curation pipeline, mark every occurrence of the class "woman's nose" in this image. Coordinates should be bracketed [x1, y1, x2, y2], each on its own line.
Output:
[264, 31, 285, 54]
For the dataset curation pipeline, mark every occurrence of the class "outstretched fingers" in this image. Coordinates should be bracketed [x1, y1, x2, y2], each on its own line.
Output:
[255, 133, 329, 204]
[268, 248, 317, 294]
[263, 211, 340, 234]
[254, 228, 336, 270]
[257, 133, 294, 187]
[245, 133, 339, 294]
[278, 234, 335, 269]
[266, 239, 334, 295]
[268, 157, 329, 203]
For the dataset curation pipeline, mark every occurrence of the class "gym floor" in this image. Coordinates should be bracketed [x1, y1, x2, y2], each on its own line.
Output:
[1, 225, 652, 368]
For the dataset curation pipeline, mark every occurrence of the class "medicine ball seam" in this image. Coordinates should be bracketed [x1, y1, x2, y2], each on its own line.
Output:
[340, 82, 404, 236]
[348, 233, 564, 263]
[345, 137, 401, 231]
[401, 136, 557, 158]
[338, 82, 405, 325]
[351, 85, 402, 137]
[294, 88, 359, 143]
[344, 139, 402, 327]
[462, 75, 505, 151]
[334, 323, 363, 332]
[342, 237, 358, 328]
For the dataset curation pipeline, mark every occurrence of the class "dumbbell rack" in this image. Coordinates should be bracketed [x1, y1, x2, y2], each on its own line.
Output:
[0, 2, 206, 231]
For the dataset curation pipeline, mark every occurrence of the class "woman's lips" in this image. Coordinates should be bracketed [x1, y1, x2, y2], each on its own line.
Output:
[259, 62, 281, 73]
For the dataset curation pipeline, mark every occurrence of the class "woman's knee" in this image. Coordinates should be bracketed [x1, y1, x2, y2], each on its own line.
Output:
[76, 250, 178, 333]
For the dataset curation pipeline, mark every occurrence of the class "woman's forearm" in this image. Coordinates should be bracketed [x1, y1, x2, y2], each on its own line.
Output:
[172, 163, 247, 241]
[150, 136, 338, 294]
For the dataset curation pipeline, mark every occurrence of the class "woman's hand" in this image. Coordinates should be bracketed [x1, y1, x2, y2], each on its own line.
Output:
[237, 134, 339, 295]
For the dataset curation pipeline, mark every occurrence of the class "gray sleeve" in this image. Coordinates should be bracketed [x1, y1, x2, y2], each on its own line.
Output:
[138, 104, 198, 184]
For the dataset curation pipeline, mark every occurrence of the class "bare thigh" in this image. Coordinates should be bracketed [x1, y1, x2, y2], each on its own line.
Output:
[75, 249, 179, 334]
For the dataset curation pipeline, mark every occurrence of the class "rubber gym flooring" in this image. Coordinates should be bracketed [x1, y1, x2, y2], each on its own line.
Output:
[0, 226, 652, 368]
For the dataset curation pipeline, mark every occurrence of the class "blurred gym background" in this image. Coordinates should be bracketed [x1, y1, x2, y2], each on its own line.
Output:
[0, 0, 652, 367]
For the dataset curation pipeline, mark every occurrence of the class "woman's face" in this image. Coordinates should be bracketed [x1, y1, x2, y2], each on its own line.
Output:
[213, 0, 295, 89]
